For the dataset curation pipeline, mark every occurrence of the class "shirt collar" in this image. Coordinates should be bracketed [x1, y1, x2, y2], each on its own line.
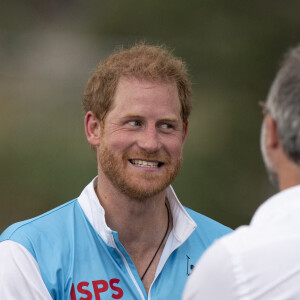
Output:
[77, 178, 197, 248]
[251, 184, 300, 227]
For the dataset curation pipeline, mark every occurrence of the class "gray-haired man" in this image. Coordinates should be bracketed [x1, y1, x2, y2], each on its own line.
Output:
[183, 45, 300, 299]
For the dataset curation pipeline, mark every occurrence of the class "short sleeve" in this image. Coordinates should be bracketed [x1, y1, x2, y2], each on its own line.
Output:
[0, 240, 52, 299]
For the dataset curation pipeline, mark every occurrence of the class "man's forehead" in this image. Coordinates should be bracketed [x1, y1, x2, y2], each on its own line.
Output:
[111, 77, 179, 105]
[116, 76, 177, 90]
[103, 77, 181, 120]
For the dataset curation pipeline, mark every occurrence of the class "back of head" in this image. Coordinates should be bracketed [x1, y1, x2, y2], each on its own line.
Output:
[266, 45, 300, 164]
[83, 43, 192, 124]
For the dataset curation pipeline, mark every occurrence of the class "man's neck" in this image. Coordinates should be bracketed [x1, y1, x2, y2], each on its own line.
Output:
[277, 153, 300, 191]
[95, 172, 172, 244]
[95, 175, 168, 240]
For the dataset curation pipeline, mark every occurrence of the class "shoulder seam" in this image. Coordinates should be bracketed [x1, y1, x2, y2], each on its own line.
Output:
[5, 199, 78, 239]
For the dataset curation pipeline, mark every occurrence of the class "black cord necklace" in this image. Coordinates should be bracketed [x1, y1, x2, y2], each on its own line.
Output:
[141, 202, 170, 281]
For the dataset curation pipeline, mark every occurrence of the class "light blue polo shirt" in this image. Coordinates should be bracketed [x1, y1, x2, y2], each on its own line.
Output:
[0, 180, 231, 299]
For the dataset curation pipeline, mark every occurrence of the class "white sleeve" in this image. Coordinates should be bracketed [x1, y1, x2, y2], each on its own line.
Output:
[0, 240, 52, 300]
[182, 240, 238, 300]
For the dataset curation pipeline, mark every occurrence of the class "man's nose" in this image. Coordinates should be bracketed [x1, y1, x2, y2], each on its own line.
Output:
[137, 126, 161, 153]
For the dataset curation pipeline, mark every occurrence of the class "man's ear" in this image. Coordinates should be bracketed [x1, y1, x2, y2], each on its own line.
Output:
[182, 121, 189, 143]
[85, 111, 102, 146]
[266, 115, 280, 149]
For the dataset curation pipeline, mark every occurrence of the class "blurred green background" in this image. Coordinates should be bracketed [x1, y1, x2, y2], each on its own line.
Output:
[1, 0, 300, 232]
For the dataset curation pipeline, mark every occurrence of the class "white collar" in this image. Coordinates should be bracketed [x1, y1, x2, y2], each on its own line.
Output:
[251, 184, 300, 227]
[77, 178, 197, 248]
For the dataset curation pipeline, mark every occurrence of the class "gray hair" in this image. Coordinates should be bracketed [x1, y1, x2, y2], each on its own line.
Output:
[266, 45, 300, 164]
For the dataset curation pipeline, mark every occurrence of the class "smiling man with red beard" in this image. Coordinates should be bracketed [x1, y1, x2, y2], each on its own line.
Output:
[0, 43, 231, 300]
[93, 77, 183, 201]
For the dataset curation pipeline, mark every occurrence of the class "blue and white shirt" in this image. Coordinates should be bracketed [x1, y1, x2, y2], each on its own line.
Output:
[0, 179, 231, 299]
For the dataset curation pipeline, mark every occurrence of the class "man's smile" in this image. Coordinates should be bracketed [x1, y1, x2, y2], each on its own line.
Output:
[128, 159, 164, 168]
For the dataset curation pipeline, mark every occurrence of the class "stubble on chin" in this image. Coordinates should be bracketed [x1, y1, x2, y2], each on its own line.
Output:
[98, 143, 182, 201]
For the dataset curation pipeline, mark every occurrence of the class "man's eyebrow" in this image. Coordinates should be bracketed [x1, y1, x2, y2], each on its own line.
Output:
[121, 114, 144, 119]
[160, 117, 179, 122]
[121, 114, 178, 120]
[119, 114, 180, 124]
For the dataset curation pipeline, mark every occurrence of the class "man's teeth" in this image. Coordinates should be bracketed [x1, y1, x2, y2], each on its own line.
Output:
[131, 160, 159, 168]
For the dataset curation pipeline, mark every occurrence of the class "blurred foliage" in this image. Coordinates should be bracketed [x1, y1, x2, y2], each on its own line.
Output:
[1, 0, 300, 232]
